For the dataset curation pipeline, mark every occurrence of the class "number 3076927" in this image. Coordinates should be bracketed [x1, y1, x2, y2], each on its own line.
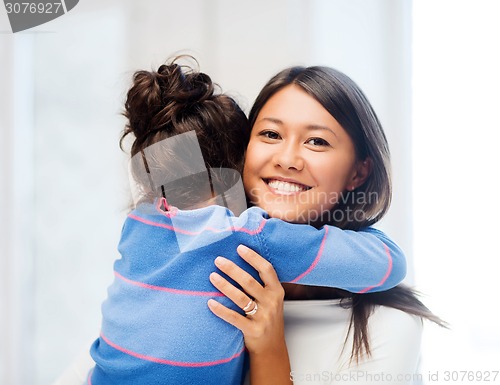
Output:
[5, 3, 63, 14]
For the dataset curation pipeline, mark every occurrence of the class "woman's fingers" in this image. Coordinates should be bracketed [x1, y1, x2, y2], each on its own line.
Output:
[209, 271, 255, 311]
[213, 245, 284, 307]
[214, 256, 265, 299]
[236, 244, 282, 290]
[207, 299, 251, 331]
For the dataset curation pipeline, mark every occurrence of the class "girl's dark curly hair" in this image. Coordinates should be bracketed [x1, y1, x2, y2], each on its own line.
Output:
[121, 56, 250, 207]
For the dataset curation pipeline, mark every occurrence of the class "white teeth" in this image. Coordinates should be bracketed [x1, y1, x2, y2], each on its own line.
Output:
[267, 180, 307, 193]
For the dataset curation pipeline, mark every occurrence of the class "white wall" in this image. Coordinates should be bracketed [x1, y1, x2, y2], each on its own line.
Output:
[0, 1, 412, 384]
[0, 33, 37, 385]
[413, 0, 500, 378]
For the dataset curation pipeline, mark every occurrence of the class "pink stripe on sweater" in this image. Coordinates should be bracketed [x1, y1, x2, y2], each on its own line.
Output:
[100, 333, 245, 367]
[114, 271, 224, 297]
[289, 227, 329, 283]
[358, 243, 393, 294]
[129, 213, 266, 236]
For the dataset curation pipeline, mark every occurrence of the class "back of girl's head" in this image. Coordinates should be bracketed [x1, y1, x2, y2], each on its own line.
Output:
[249, 66, 391, 230]
[121, 56, 250, 206]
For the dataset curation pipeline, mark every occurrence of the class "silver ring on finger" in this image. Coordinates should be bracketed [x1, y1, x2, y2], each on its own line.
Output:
[243, 300, 258, 316]
[242, 299, 254, 312]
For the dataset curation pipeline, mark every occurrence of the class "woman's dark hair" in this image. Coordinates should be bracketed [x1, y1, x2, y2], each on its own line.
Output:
[121, 56, 250, 207]
[249, 66, 446, 362]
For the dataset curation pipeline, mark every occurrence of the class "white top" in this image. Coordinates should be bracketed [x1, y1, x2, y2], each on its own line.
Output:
[282, 299, 423, 385]
[242, 299, 423, 384]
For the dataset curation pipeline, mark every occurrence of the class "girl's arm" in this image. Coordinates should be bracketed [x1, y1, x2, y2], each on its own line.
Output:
[257, 217, 406, 293]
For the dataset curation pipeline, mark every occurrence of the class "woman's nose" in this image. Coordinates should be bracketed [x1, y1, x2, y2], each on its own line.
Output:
[272, 143, 304, 171]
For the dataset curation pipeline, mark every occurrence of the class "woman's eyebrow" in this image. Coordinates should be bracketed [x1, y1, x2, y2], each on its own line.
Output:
[257, 117, 283, 125]
[306, 124, 338, 139]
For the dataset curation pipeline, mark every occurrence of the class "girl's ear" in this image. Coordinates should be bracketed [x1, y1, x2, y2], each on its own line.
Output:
[348, 158, 373, 191]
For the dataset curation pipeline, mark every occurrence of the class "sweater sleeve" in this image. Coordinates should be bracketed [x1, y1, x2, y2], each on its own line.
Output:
[257, 218, 406, 293]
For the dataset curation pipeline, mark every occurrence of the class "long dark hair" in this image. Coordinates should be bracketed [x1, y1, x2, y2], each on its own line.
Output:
[249, 66, 446, 362]
[121, 56, 250, 207]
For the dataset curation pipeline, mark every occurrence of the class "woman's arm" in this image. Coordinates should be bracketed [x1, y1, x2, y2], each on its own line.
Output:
[257, 216, 406, 293]
[208, 245, 293, 385]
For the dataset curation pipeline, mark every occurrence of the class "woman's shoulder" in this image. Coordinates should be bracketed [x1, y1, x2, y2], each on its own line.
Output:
[284, 300, 423, 339]
[282, 301, 423, 383]
[353, 305, 423, 375]
[370, 304, 424, 338]
[284, 299, 423, 324]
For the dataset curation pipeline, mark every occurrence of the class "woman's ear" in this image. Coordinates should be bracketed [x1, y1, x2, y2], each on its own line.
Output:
[348, 158, 372, 190]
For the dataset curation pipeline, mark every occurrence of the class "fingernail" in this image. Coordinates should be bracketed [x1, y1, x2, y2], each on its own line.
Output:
[215, 256, 226, 266]
[207, 299, 218, 308]
[237, 244, 249, 253]
[210, 272, 221, 282]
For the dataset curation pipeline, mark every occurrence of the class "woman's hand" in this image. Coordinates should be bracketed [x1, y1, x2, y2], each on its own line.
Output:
[207, 244, 285, 353]
[207, 244, 293, 385]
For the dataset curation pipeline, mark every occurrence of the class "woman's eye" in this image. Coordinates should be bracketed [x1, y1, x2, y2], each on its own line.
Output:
[306, 137, 330, 147]
[259, 130, 281, 140]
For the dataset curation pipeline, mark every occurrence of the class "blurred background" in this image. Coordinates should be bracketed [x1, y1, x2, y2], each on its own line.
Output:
[1, 0, 499, 384]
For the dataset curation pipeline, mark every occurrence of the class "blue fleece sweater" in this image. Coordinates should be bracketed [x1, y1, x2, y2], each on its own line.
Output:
[89, 200, 406, 385]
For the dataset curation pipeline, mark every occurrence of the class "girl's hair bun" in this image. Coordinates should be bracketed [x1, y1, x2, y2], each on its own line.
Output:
[122, 57, 219, 155]
[122, 55, 250, 186]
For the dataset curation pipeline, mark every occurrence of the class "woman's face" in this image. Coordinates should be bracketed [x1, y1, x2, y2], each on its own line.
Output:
[243, 85, 367, 225]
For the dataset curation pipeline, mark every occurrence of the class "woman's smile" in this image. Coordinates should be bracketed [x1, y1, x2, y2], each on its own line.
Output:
[264, 177, 312, 195]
